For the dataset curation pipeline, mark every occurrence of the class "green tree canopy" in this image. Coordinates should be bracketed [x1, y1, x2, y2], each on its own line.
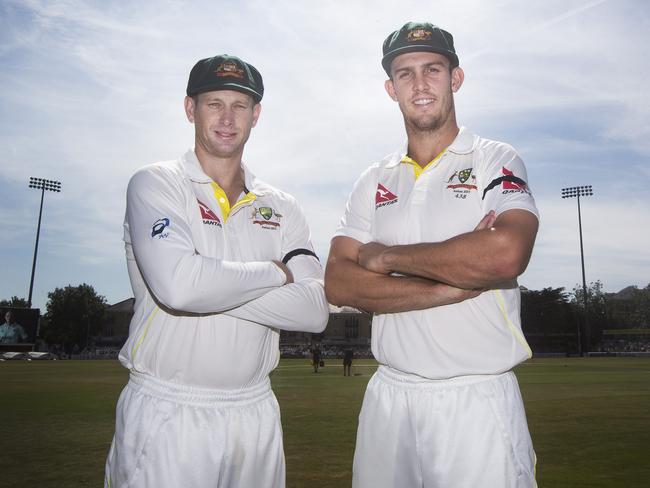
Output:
[43, 284, 107, 352]
[0, 296, 29, 308]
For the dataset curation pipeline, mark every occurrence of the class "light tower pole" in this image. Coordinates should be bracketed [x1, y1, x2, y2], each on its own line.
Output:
[561, 185, 593, 356]
[27, 177, 62, 308]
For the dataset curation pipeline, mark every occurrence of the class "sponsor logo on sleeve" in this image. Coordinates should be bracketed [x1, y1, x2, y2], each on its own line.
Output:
[197, 200, 222, 228]
[151, 218, 170, 239]
[501, 167, 530, 193]
[446, 167, 477, 199]
[251, 206, 282, 229]
[375, 183, 398, 209]
[481, 167, 531, 200]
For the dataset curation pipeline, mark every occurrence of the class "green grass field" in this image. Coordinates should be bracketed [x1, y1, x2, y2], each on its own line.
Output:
[1, 358, 648, 487]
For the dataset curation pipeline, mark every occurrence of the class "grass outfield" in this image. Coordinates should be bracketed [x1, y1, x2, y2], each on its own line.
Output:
[0, 358, 648, 487]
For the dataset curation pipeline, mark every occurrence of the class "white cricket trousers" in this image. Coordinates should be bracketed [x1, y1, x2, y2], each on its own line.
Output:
[104, 371, 285, 488]
[353, 366, 537, 488]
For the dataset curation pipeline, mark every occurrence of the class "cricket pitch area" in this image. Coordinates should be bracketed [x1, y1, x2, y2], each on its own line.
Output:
[1, 357, 648, 487]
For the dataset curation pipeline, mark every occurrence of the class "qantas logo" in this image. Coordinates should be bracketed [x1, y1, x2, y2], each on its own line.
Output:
[501, 167, 529, 192]
[375, 183, 398, 209]
[197, 200, 222, 227]
[481, 167, 531, 200]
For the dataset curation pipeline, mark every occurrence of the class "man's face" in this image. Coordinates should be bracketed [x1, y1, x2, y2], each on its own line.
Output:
[385, 51, 464, 134]
[185, 90, 261, 159]
[5, 311, 12, 323]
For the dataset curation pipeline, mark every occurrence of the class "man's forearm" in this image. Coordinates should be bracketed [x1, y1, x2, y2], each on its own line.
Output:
[222, 278, 329, 332]
[382, 230, 509, 288]
[325, 257, 479, 314]
[361, 210, 538, 289]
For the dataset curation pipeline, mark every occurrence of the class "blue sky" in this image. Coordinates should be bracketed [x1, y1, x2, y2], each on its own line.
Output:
[1, 0, 649, 311]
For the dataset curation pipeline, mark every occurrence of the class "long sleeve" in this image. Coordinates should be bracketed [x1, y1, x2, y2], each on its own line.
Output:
[221, 197, 329, 332]
[126, 165, 285, 314]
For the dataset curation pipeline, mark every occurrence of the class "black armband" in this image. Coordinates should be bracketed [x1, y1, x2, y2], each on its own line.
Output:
[282, 248, 319, 264]
[482, 175, 528, 200]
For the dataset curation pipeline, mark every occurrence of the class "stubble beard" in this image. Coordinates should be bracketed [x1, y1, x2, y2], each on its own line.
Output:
[404, 91, 456, 135]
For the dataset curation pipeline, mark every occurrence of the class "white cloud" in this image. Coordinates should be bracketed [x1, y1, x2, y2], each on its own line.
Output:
[1, 0, 648, 308]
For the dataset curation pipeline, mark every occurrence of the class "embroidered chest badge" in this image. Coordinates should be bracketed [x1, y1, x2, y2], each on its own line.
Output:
[446, 167, 477, 199]
[375, 183, 398, 209]
[252, 206, 282, 229]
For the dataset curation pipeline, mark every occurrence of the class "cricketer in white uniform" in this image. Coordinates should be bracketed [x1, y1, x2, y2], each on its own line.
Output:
[325, 22, 539, 488]
[104, 54, 329, 488]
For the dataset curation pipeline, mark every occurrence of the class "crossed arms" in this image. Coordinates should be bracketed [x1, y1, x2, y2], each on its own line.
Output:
[127, 167, 328, 332]
[324, 209, 538, 314]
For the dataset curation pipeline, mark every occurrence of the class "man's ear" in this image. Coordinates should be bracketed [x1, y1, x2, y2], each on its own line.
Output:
[451, 67, 464, 93]
[252, 102, 262, 127]
[384, 78, 398, 101]
[184, 95, 196, 123]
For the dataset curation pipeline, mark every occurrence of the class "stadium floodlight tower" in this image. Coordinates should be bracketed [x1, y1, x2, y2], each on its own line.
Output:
[27, 177, 62, 308]
[561, 185, 594, 356]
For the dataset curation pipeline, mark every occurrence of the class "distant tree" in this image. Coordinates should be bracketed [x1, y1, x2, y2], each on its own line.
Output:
[606, 283, 650, 329]
[0, 296, 29, 308]
[42, 284, 107, 353]
[571, 280, 608, 350]
[521, 287, 578, 353]
[637, 284, 650, 327]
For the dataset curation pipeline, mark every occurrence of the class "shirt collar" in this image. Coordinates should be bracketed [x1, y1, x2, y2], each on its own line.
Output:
[447, 126, 476, 155]
[180, 149, 266, 196]
[385, 126, 476, 168]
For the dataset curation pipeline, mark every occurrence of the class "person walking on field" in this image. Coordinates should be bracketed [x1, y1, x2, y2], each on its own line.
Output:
[311, 344, 322, 373]
[325, 22, 539, 488]
[343, 348, 354, 376]
[104, 54, 329, 488]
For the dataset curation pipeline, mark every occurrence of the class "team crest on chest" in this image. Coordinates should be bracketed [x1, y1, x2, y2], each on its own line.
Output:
[251, 205, 282, 229]
[446, 167, 477, 200]
[375, 183, 398, 209]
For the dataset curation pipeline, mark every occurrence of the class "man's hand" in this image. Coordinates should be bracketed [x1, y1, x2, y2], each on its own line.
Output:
[434, 282, 483, 306]
[358, 242, 390, 274]
[273, 260, 294, 284]
[474, 210, 496, 231]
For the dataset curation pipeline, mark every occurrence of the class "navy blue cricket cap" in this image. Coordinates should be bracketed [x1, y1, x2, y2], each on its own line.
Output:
[186, 54, 264, 103]
[382, 22, 459, 76]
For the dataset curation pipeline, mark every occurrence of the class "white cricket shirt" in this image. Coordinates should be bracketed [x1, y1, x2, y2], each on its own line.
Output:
[335, 127, 539, 379]
[120, 150, 328, 389]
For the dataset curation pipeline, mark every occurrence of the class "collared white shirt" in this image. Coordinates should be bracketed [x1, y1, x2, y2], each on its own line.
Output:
[335, 127, 539, 379]
[120, 150, 328, 389]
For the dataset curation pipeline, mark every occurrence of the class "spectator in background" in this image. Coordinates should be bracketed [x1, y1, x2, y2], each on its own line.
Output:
[0, 311, 28, 344]
[343, 348, 354, 376]
[311, 344, 322, 373]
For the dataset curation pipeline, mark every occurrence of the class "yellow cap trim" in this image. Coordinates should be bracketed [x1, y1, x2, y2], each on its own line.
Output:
[493, 289, 533, 358]
[401, 149, 446, 180]
[211, 182, 257, 222]
[131, 306, 159, 360]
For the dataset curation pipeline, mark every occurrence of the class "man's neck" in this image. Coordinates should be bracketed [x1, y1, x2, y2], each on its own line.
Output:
[406, 122, 459, 167]
[195, 146, 246, 204]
